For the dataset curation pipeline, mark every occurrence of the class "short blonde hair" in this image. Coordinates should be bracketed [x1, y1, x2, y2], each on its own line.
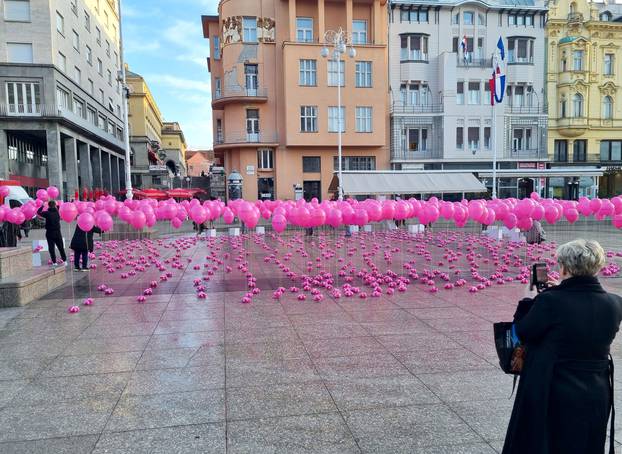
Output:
[556, 239, 605, 277]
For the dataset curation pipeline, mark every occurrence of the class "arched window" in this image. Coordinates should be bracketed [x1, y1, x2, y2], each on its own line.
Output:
[569, 2, 576, 14]
[560, 96, 567, 118]
[600, 12, 612, 22]
[603, 96, 613, 119]
[573, 93, 583, 117]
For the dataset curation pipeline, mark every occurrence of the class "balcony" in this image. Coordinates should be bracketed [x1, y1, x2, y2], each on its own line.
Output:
[390, 102, 443, 115]
[214, 131, 279, 150]
[456, 56, 492, 68]
[506, 105, 548, 115]
[556, 117, 589, 138]
[503, 148, 548, 160]
[567, 12, 584, 23]
[391, 149, 442, 161]
[212, 87, 268, 108]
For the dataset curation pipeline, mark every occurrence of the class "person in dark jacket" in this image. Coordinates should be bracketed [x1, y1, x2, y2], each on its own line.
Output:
[70, 224, 101, 271]
[0, 200, 23, 247]
[37, 200, 67, 265]
[503, 239, 622, 454]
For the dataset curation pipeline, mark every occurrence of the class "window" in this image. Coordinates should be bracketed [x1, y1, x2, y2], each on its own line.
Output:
[296, 17, 313, 42]
[456, 127, 464, 149]
[561, 56, 567, 72]
[246, 109, 260, 138]
[600, 140, 622, 161]
[334, 156, 376, 170]
[300, 106, 318, 132]
[105, 40, 110, 57]
[58, 52, 66, 72]
[401, 9, 428, 23]
[107, 69, 112, 85]
[299, 59, 317, 86]
[560, 97, 567, 118]
[88, 79, 94, 94]
[603, 96, 613, 119]
[328, 106, 345, 132]
[464, 11, 474, 25]
[468, 127, 480, 150]
[526, 15, 534, 26]
[72, 30, 80, 51]
[85, 11, 90, 30]
[96, 27, 101, 45]
[452, 13, 460, 24]
[484, 127, 491, 149]
[98, 114, 106, 130]
[600, 12, 612, 22]
[6, 43, 33, 63]
[355, 61, 372, 87]
[104, 10, 109, 27]
[572, 93, 583, 117]
[328, 60, 345, 86]
[507, 37, 535, 63]
[573, 140, 587, 162]
[214, 77, 221, 97]
[74, 66, 81, 84]
[484, 83, 491, 105]
[477, 38, 484, 59]
[400, 34, 429, 61]
[355, 106, 373, 132]
[508, 14, 516, 25]
[213, 36, 220, 59]
[468, 81, 480, 104]
[114, 52, 118, 69]
[56, 86, 70, 110]
[257, 149, 273, 169]
[99, 88, 104, 104]
[604, 54, 614, 76]
[243, 17, 257, 42]
[554, 140, 568, 162]
[302, 156, 321, 173]
[517, 14, 524, 26]
[404, 128, 428, 151]
[73, 96, 84, 118]
[400, 83, 430, 106]
[573, 50, 583, 71]
[352, 20, 367, 44]
[5, 81, 40, 114]
[97, 58, 103, 75]
[478, 13, 486, 25]
[4, 0, 31, 21]
[56, 11, 64, 34]
[457, 82, 464, 105]
[512, 128, 532, 150]
[244, 64, 258, 94]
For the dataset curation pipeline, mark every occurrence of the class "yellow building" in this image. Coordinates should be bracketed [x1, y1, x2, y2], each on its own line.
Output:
[546, 0, 622, 198]
[161, 121, 189, 180]
[126, 67, 164, 188]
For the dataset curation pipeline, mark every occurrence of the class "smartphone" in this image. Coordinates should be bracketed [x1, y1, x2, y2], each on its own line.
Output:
[531, 263, 548, 292]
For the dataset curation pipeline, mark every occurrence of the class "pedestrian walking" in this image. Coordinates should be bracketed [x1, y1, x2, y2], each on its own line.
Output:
[37, 200, 67, 266]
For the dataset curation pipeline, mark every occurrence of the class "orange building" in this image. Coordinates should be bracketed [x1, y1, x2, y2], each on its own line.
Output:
[186, 149, 214, 177]
[202, 0, 389, 201]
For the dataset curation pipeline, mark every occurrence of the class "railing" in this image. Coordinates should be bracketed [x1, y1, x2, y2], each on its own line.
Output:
[213, 86, 268, 100]
[217, 131, 279, 145]
[567, 12, 584, 22]
[390, 102, 443, 114]
[504, 148, 547, 160]
[557, 117, 589, 128]
[506, 105, 548, 115]
[457, 56, 492, 68]
[215, 132, 224, 145]
[391, 149, 442, 161]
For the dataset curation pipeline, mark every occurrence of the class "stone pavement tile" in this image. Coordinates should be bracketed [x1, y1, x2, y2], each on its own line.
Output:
[423, 316, 493, 333]
[417, 370, 513, 403]
[65, 335, 151, 355]
[154, 317, 224, 334]
[93, 423, 226, 454]
[0, 380, 28, 408]
[160, 308, 225, 322]
[42, 351, 142, 377]
[314, 353, 411, 380]
[104, 294, 173, 305]
[0, 358, 49, 381]
[146, 331, 224, 350]
[407, 306, 474, 320]
[395, 348, 496, 374]
[105, 389, 225, 432]
[9, 372, 130, 406]
[279, 299, 348, 316]
[415, 443, 499, 454]
[186, 344, 226, 368]
[445, 330, 500, 362]
[325, 375, 440, 411]
[337, 299, 400, 313]
[344, 404, 483, 453]
[226, 381, 337, 420]
[346, 308, 416, 323]
[449, 399, 514, 442]
[123, 366, 224, 396]
[0, 435, 99, 454]
[287, 310, 355, 325]
[294, 321, 368, 340]
[227, 413, 360, 454]
[489, 440, 504, 453]
[226, 325, 299, 344]
[136, 347, 198, 370]
[303, 336, 387, 359]
[0, 398, 116, 442]
[0, 340, 70, 360]
[375, 332, 462, 354]
[359, 319, 436, 336]
[390, 296, 456, 309]
[225, 340, 310, 362]
[226, 358, 319, 387]
[78, 322, 158, 338]
[459, 305, 516, 323]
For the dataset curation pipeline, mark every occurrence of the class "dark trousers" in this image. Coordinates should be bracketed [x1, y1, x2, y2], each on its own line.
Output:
[46, 231, 67, 263]
[73, 250, 88, 269]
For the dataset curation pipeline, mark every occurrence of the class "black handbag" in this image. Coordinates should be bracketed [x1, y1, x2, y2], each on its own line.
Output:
[493, 322, 525, 375]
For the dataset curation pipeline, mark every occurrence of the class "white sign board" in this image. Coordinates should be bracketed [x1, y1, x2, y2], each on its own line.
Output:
[246, 165, 255, 175]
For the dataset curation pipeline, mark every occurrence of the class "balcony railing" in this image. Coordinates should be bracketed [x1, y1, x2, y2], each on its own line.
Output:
[391, 149, 442, 161]
[506, 105, 548, 115]
[557, 117, 589, 128]
[504, 148, 547, 160]
[567, 12, 584, 23]
[216, 131, 279, 145]
[215, 132, 224, 145]
[391, 102, 443, 114]
[457, 56, 492, 68]
[213, 87, 267, 101]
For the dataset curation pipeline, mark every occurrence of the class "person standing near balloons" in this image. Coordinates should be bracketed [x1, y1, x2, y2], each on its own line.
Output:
[69, 223, 101, 271]
[0, 200, 23, 247]
[37, 200, 67, 266]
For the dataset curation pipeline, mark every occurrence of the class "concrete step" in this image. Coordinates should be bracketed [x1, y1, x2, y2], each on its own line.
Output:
[0, 247, 32, 279]
[0, 266, 66, 307]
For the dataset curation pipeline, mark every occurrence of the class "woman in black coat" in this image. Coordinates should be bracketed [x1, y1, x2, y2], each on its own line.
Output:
[70, 224, 101, 271]
[1, 200, 23, 247]
[503, 239, 622, 454]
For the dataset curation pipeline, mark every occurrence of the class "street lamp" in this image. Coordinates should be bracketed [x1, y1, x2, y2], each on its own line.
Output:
[321, 28, 356, 201]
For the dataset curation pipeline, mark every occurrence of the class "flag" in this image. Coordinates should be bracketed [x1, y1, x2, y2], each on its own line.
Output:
[489, 36, 506, 105]
[496, 37, 505, 61]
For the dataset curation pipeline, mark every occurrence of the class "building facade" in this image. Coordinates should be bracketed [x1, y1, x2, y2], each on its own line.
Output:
[389, 0, 548, 198]
[161, 121, 188, 186]
[202, 0, 389, 202]
[0, 0, 126, 199]
[186, 149, 214, 177]
[546, 0, 622, 198]
[126, 68, 164, 189]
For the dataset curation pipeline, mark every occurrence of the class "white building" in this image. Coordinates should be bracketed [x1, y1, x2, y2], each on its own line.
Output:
[0, 0, 126, 199]
[389, 0, 548, 198]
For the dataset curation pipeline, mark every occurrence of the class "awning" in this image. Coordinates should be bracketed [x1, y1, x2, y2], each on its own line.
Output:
[330, 171, 487, 195]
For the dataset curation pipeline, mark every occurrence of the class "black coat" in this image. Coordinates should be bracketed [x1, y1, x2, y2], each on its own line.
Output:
[37, 206, 61, 234]
[503, 276, 622, 454]
[70, 225, 101, 252]
[0, 221, 21, 247]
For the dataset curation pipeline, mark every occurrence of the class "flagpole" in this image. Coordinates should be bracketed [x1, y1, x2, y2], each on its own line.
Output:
[492, 95, 497, 199]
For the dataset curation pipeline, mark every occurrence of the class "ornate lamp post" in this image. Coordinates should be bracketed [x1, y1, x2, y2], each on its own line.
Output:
[321, 28, 356, 201]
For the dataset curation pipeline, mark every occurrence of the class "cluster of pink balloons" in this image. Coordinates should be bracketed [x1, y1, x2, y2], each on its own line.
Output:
[1, 186, 622, 232]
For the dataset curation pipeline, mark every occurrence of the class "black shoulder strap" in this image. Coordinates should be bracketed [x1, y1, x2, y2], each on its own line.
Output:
[509, 374, 518, 399]
[609, 354, 615, 454]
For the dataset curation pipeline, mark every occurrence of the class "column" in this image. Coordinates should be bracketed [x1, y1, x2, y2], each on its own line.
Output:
[318, 0, 325, 39]
[78, 142, 93, 190]
[346, 0, 353, 36]
[63, 136, 79, 199]
[102, 152, 112, 191]
[119, 158, 126, 190]
[91, 147, 103, 189]
[373, 0, 382, 45]
[111, 156, 120, 193]
[0, 130, 9, 180]
[46, 125, 63, 198]
[289, 0, 297, 41]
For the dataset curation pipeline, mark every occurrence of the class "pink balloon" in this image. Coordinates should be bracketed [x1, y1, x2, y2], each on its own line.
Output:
[222, 207, 234, 224]
[544, 205, 558, 224]
[613, 214, 622, 229]
[0, 186, 9, 198]
[190, 205, 207, 224]
[77, 212, 95, 232]
[130, 211, 146, 230]
[381, 201, 396, 220]
[96, 211, 113, 231]
[327, 208, 343, 228]
[517, 216, 533, 231]
[36, 189, 49, 201]
[272, 214, 287, 233]
[59, 202, 78, 223]
[564, 208, 579, 224]
[503, 213, 518, 229]
[171, 217, 183, 229]
[353, 208, 369, 226]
